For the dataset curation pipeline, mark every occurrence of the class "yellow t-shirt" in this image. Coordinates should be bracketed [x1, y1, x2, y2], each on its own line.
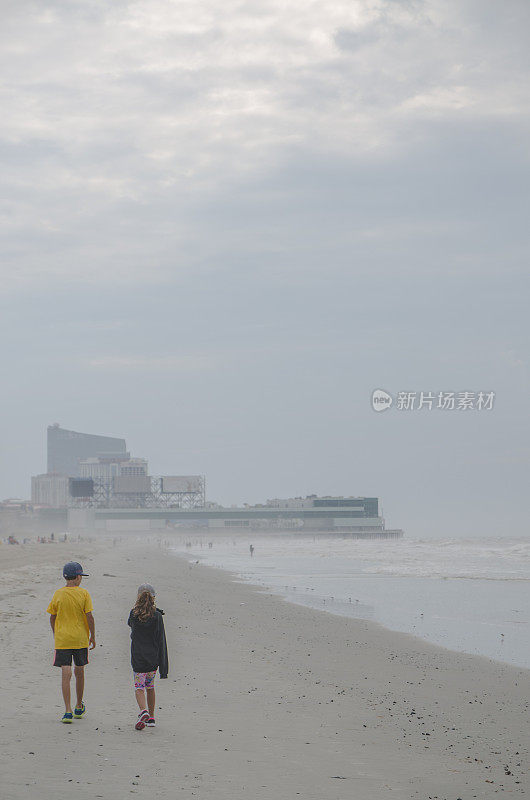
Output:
[46, 586, 93, 649]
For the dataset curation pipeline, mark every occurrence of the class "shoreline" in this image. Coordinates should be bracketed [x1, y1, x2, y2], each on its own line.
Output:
[1, 536, 529, 799]
[168, 537, 530, 671]
[174, 550, 530, 674]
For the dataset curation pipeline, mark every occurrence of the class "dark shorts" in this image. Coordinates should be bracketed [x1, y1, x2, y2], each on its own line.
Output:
[53, 648, 89, 667]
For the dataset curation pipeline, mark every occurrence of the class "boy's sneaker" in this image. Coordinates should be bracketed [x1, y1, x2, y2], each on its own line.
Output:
[135, 710, 149, 731]
[146, 718, 156, 727]
[74, 703, 86, 719]
[61, 712, 73, 724]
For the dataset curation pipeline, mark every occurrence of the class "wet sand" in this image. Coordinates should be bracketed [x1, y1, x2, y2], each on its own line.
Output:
[1, 536, 528, 799]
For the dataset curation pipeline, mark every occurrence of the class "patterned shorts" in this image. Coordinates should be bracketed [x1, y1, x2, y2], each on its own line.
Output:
[134, 670, 157, 690]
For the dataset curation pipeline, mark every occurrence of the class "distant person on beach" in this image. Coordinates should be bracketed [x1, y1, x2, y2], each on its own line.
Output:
[46, 561, 95, 724]
[128, 583, 169, 731]
[249, 544, 254, 557]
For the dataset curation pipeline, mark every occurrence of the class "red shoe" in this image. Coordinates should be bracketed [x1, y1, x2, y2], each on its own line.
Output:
[135, 710, 149, 731]
[146, 717, 156, 727]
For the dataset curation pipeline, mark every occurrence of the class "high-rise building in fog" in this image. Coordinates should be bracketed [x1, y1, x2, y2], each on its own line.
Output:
[79, 456, 148, 480]
[31, 473, 69, 507]
[47, 424, 128, 477]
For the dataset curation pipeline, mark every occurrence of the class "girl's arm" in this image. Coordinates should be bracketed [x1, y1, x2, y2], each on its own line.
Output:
[158, 614, 169, 678]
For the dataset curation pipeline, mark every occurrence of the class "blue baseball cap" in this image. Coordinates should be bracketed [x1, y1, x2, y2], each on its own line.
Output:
[63, 561, 89, 579]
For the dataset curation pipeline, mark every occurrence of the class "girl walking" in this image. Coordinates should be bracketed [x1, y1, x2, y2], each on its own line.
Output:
[128, 583, 169, 730]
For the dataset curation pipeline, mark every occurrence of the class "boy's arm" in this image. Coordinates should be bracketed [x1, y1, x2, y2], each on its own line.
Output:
[86, 612, 96, 649]
[49, 614, 56, 634]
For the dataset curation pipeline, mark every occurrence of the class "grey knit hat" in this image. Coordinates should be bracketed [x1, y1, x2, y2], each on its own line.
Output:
[137, 583, 156, 597]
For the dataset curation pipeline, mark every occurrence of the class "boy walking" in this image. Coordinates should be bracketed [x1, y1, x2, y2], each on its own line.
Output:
[47, 561, 96, 723]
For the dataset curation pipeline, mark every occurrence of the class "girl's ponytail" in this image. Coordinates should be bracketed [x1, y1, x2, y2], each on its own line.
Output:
[133, 590, 156, 622]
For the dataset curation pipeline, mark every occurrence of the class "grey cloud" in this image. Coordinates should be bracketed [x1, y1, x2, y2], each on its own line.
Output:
[0, 0, 528, 537]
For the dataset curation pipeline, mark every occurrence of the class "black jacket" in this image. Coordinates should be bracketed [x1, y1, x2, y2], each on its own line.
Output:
[127, 607, 169, 678]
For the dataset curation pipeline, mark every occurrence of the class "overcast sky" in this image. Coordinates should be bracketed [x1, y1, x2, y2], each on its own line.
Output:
[1, 0, 529, 537]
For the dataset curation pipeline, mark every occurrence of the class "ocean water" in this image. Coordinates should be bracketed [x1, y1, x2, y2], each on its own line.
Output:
[170, 535, 530, 669]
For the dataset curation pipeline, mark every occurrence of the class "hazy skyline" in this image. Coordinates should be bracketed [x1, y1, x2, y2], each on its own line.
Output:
[1, 0, 529, 537]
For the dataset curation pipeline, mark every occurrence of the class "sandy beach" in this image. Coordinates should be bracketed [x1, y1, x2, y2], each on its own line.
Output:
[1, 535, 528, 799]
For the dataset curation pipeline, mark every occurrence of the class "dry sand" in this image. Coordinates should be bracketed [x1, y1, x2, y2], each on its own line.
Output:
[1, 536, 528, 799]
